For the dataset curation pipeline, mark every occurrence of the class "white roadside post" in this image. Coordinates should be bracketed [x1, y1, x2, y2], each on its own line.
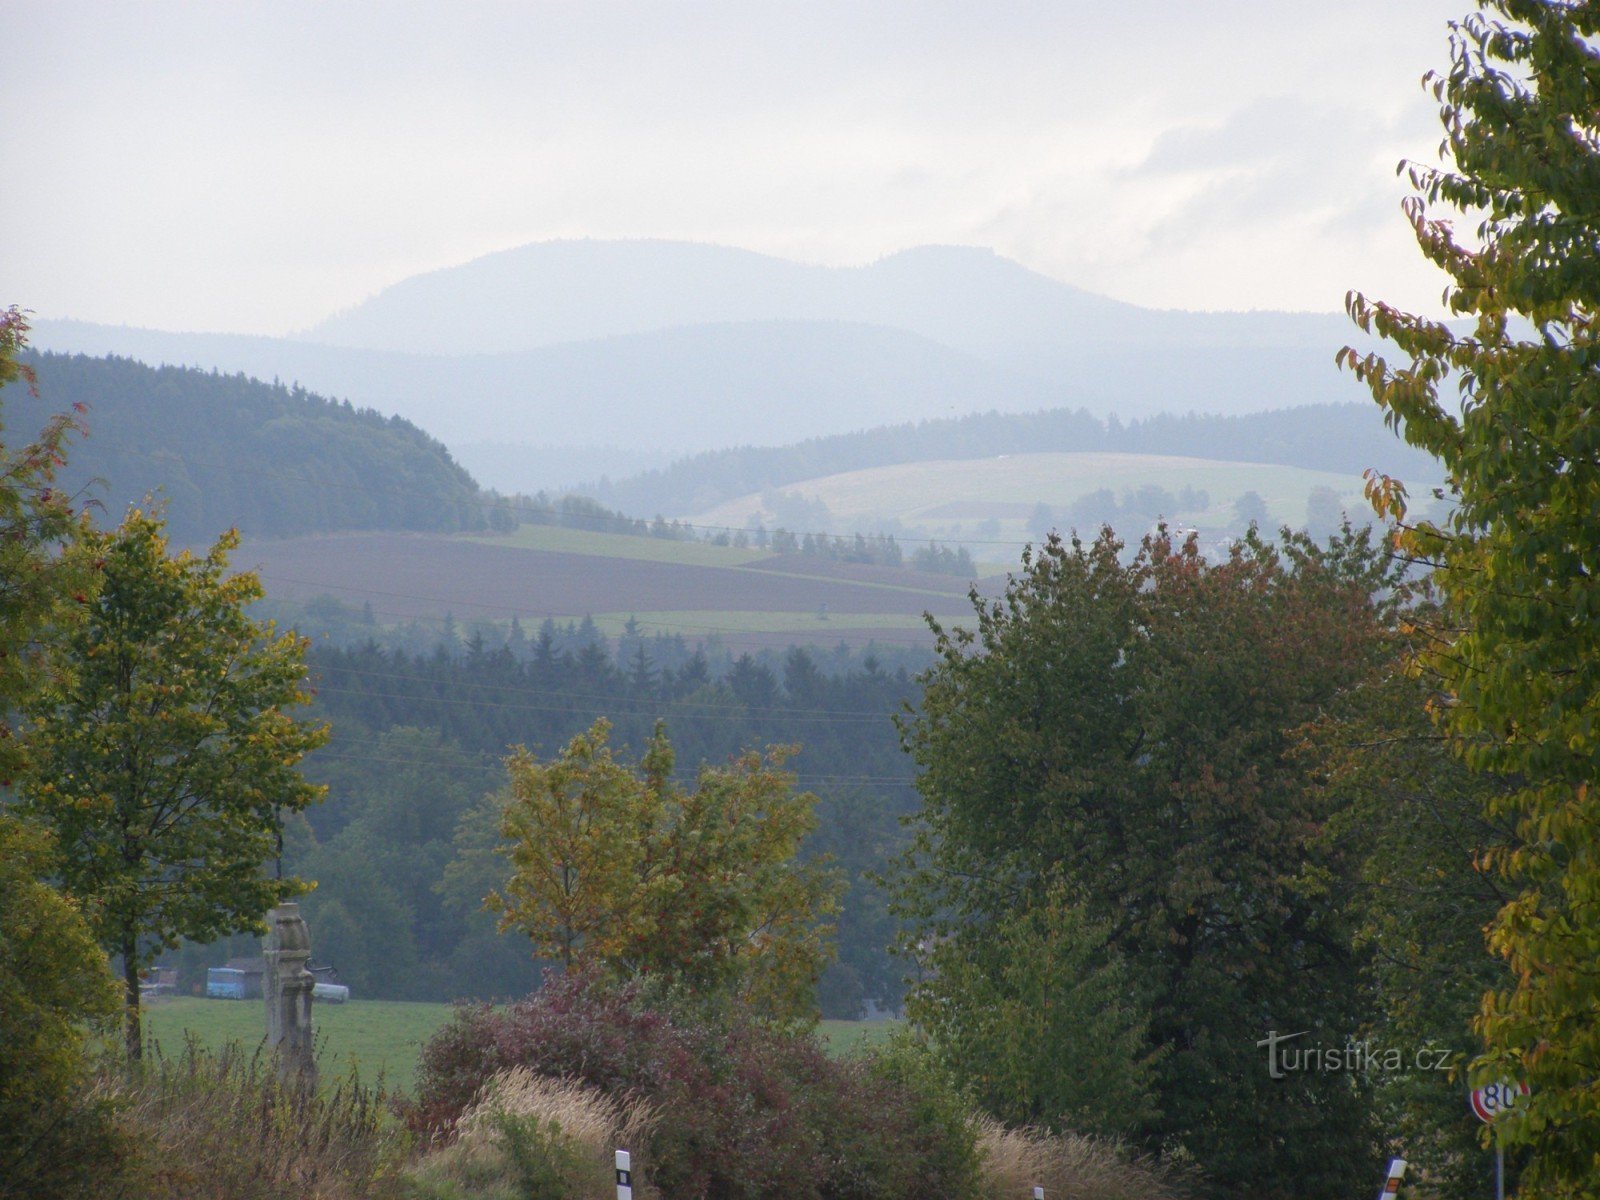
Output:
[615, 1149, 632, 1200]
[1471, 1081, 1529, 1200]
[1033, 1188, 1044, 1200]
[1377, 1158, 1406, 1200]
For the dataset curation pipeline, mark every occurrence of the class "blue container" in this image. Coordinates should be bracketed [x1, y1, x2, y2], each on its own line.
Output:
[205, 967, 247, 999]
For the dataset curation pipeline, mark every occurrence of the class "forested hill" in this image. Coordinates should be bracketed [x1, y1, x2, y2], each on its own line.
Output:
[14, 352, 486, 543]
[590, 402, 1444, 517]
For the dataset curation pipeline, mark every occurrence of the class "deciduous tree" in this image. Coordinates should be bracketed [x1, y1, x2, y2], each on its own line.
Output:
[18, 508, 328, 1057]
[0, 307, 92, 784]
[897, 526, 1396, 1196]
[487, 718, 840, 1022]
[1342, 2, 1600, 1189]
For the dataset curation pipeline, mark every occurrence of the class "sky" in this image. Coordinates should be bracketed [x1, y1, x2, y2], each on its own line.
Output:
[1, 1, 1470, 336]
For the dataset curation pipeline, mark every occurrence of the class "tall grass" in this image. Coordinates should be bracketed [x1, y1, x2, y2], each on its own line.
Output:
[405, 1068, 657, 1200]
[104, 1038, 407, 1200]
[973, 1117, 1189, 1200]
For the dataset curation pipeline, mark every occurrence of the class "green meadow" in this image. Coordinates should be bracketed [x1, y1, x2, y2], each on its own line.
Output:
[695, 450, 1366, 537]
[141, 997, 457, 1095]
[140, 997, 896, 1095]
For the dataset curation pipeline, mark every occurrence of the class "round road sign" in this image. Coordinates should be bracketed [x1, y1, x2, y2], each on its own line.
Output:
[1470, 1080, 1529, 1123]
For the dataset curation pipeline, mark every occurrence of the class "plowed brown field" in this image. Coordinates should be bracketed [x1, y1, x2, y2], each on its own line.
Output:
[237, 532, 987, 648]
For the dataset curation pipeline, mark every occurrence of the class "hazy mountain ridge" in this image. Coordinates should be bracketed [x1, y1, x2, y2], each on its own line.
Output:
[31, 240, 1385, 492]
[299, 240, 1354, 363]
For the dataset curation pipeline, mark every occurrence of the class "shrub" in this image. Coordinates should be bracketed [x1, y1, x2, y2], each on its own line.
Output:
[403, 973, 980, 1200]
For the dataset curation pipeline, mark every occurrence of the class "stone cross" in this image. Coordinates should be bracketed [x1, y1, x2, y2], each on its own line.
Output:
[263, 902, 316, 1085]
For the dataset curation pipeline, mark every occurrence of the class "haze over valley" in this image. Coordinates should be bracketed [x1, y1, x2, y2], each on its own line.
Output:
[32, 238, 1410, 500]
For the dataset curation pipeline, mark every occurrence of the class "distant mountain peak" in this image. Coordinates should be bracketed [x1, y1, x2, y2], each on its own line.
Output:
[292, 237, 1140, 359]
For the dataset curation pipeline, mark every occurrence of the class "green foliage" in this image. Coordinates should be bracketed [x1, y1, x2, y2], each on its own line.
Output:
[278, 633, 919, 1011]
[0, 812, 125, 1198]
[487, 1112, 588, 1200]
[295, 727, 501, 999]
[908, 886, 1159, 1137]
[898, 526, 1396, 1196]
[856, 1030, 982, 1199]
[16, 351, 485, 542]
[1342, 3, 1600, 1190]
[487, 719, 842, 1022]
[0, 308, 94, 785]
[18, 508, 329, 1056]
[1305, 639, 1514, 1197]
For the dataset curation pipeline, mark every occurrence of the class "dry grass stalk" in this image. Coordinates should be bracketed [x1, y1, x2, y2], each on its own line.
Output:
[411, 1069, 658, 1200]
[974, 1116, 1188, 1200]
[106, 1041, 401, 1200]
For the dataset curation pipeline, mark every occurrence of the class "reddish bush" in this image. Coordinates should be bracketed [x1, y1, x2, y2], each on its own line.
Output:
[401, 973, 977, 1200]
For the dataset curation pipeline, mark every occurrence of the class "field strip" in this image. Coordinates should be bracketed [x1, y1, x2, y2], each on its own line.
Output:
[727, 563, 976, 600]
[464, 524, 773, 567]
[589, 611, 940, 637]
[471, 525, 975, 600]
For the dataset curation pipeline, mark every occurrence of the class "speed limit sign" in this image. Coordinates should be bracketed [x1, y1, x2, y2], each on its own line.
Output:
[1471, 1080, 1529, 1123]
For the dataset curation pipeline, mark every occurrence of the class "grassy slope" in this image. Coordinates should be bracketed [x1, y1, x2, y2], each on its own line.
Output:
[693, 451, 1364, 534]
[141, 998, 896, 1096]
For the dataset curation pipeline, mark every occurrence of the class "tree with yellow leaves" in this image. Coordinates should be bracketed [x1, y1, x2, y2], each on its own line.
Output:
[488, 719, 840, 1023]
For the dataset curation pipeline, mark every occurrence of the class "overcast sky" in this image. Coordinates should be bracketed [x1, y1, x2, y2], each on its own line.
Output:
[1, 1, 1469, 335]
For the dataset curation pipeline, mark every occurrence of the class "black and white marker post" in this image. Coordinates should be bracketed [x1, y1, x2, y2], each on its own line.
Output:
[1376, 1157, 1406, 1200]
[615, 1149, 632, 1200]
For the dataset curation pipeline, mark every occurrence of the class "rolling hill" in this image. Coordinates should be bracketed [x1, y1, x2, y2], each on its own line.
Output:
[691, 452, 1370, 547]
[13, 352, 485, 543]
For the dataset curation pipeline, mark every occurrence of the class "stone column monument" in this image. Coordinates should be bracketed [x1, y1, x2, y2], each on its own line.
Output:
[263, 902, 316, 1085]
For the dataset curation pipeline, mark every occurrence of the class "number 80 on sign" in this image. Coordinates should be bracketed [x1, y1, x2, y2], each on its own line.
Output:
[1470, 1081, 1529, 1124]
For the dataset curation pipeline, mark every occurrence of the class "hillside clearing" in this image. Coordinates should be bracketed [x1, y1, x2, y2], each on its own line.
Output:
[693, 451, 1368, 539]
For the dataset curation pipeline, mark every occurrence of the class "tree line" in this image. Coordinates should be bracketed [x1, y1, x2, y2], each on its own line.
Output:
[589, 401, 1446, 517]
[267, 627, 920, 1017]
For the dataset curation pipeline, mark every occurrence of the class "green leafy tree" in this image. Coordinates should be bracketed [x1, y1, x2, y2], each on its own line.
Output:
[18, 508, 328, 1057]
[1342, 3, 1600, 1189]
[898, 527, 1396, 1196]
[0, 812, 124, 1197]
[0, 307, 92, 784]
[487, 718, 841, 1022]
[1305, 634, 1515, 1198]
[0, 308, 123, 1194]
[908, 883, 1159, 1137]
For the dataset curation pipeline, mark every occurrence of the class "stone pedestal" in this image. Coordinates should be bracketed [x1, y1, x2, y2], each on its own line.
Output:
[263, 902, 316, 1085]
